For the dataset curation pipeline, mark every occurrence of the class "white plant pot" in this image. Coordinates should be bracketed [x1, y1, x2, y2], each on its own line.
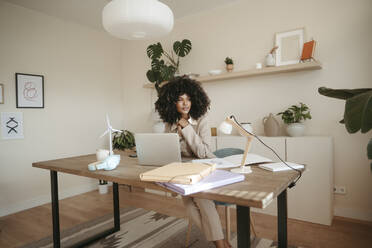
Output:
[153, 121, 165, 133]
[286, 123, 305, 137]
[98, 184, 108, 194]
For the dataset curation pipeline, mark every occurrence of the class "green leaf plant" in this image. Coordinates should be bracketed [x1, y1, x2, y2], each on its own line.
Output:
[224, 57, 233, 65]
[318, 87, 372, 169]
[112, 130, 135, 151]
[277, 102, 312, 124]
[146, 39, 192, 94]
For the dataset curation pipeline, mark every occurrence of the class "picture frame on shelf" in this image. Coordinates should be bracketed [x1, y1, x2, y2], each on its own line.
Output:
[0, 84, 4, 104]
[275, 27, 305, 66]
[300, 40, 317, 62]
[15, 73, 44, 108]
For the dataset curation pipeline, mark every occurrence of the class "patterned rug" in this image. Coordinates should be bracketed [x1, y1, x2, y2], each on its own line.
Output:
[22, 207, 302, 248]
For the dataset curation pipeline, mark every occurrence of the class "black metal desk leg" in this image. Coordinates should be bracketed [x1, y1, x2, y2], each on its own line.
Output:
[113, 182, 120, 231]
[278, 189, 288, 248]
[50, 170, 60, 248]
[237, 205, 251, 248]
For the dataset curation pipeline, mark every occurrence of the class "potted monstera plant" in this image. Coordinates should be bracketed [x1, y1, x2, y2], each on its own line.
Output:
[146, 39, 192, 94]
[318, 87, 372, 169]
[277, 102, 312, 136]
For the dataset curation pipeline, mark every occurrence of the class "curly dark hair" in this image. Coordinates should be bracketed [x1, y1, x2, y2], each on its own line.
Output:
[155, 76, 211, 124]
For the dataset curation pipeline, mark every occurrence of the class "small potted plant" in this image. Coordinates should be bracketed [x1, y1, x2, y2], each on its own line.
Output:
[277, 102, 312, 136]
[224, 57, 234, 72]
[112, 130, 135, 151]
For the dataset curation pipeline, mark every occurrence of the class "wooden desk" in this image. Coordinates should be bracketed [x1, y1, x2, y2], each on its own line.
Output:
[33, 151, 300, 248]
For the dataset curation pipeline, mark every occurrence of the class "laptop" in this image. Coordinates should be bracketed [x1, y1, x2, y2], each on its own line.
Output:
[134, 133, 182, 166]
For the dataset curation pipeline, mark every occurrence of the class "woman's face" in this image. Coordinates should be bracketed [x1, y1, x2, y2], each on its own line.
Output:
[176, 94, 191, 116]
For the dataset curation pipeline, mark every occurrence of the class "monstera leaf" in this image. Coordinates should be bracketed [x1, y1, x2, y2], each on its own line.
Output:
[147, 42, 163, 60]
[173, 39, 192, 57]
[151, 59, 165, 71]
[318, 87, 372, 133]
[146, 69, 160, 83]
[318, 87, 372, 169]
[344, 90, 372, 133]
[318, 87, 371, 100]
[159, 65, 176, 81]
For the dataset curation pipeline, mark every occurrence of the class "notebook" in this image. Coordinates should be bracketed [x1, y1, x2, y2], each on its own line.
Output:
[259, 162, 304, 172]
[139, 162, 216, 185]
[192, 153, 272, 169]
[157, 169, 245, 195]
[135, 133, 181, 166]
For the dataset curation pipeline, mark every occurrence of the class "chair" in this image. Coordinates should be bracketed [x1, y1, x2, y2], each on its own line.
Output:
[185, 148, 256, 246]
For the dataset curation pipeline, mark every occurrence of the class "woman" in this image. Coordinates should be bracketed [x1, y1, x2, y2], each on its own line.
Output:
[155, 76, 231, 248]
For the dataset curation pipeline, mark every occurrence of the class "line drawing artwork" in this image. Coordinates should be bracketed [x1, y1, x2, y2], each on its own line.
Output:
[1, 112, 24, 139]
[6, 117, 19, 134]
[23, 82, 38, 102]
[16, 73, 44, 108]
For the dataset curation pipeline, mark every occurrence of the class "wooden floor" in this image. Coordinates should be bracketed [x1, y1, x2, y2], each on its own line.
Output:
[0, 186, 371, 248]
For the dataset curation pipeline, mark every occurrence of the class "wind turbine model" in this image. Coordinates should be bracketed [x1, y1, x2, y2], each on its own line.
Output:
[100, 114, 122, 155]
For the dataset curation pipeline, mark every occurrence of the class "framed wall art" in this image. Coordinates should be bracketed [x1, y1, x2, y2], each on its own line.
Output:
[275, 28, 305, 66]
[1, 112, 24, 139]
[16, 73, 44, 108]
[0, 84, 3, 104]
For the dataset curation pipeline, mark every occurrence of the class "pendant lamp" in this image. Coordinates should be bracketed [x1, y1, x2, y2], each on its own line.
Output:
[102, 0, 174, 40]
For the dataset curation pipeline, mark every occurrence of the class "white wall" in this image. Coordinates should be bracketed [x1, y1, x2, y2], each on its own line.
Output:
[0, 1, 124, 216]
[121, 0, 372, 221]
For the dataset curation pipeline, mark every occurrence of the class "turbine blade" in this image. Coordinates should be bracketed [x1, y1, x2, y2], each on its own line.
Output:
[99, 129, 109, 138]
[112, 129, 122, 133]
[106, 114, 111, 127]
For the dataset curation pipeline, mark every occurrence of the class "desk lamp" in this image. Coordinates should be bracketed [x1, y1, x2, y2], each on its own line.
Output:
[219, 116, 254, 174]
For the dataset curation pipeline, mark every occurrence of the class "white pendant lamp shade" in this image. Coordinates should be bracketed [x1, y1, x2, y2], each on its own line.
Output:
[102, 0, 174, 40]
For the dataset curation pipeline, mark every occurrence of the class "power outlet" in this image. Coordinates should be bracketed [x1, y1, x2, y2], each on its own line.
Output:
[334, 186, 347, 195]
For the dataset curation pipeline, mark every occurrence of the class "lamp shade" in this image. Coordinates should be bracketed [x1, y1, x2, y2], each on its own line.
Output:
[102, 0, 174, 40]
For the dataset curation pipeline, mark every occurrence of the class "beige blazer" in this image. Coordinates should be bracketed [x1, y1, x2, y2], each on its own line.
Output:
[165, 115, 215, 159]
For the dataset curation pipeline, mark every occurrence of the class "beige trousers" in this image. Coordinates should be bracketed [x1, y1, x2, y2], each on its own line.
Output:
[183, 196, 224, 241]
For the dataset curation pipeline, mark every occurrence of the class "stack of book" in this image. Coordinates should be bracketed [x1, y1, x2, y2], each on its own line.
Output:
[139, 162, 245, 195]
[139, 162, 216, 184]
[157, 170, 245, 195]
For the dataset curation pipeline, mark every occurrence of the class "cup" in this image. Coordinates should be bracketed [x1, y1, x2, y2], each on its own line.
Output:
[256, 63, 262, 69]
[96, 149, 110, 161]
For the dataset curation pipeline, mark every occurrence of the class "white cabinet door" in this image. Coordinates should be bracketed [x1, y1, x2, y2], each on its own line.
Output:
[286, 136, 334, 225]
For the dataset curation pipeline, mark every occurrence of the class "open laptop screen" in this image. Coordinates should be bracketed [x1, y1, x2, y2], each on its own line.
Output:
[134, 133, 182, 166]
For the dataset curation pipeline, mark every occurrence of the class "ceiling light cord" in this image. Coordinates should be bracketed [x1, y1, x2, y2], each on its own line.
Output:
[230, 115, 302, 188]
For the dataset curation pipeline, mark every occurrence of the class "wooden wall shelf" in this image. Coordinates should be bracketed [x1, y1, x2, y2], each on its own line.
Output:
[143, 61, 322, 89]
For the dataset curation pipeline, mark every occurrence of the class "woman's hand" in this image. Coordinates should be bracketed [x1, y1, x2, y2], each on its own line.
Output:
[177, 125, 183, 136]
[178, 118, 189, 128]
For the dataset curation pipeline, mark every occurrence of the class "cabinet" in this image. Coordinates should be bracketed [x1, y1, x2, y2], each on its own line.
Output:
[216, 136, 334, 225]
